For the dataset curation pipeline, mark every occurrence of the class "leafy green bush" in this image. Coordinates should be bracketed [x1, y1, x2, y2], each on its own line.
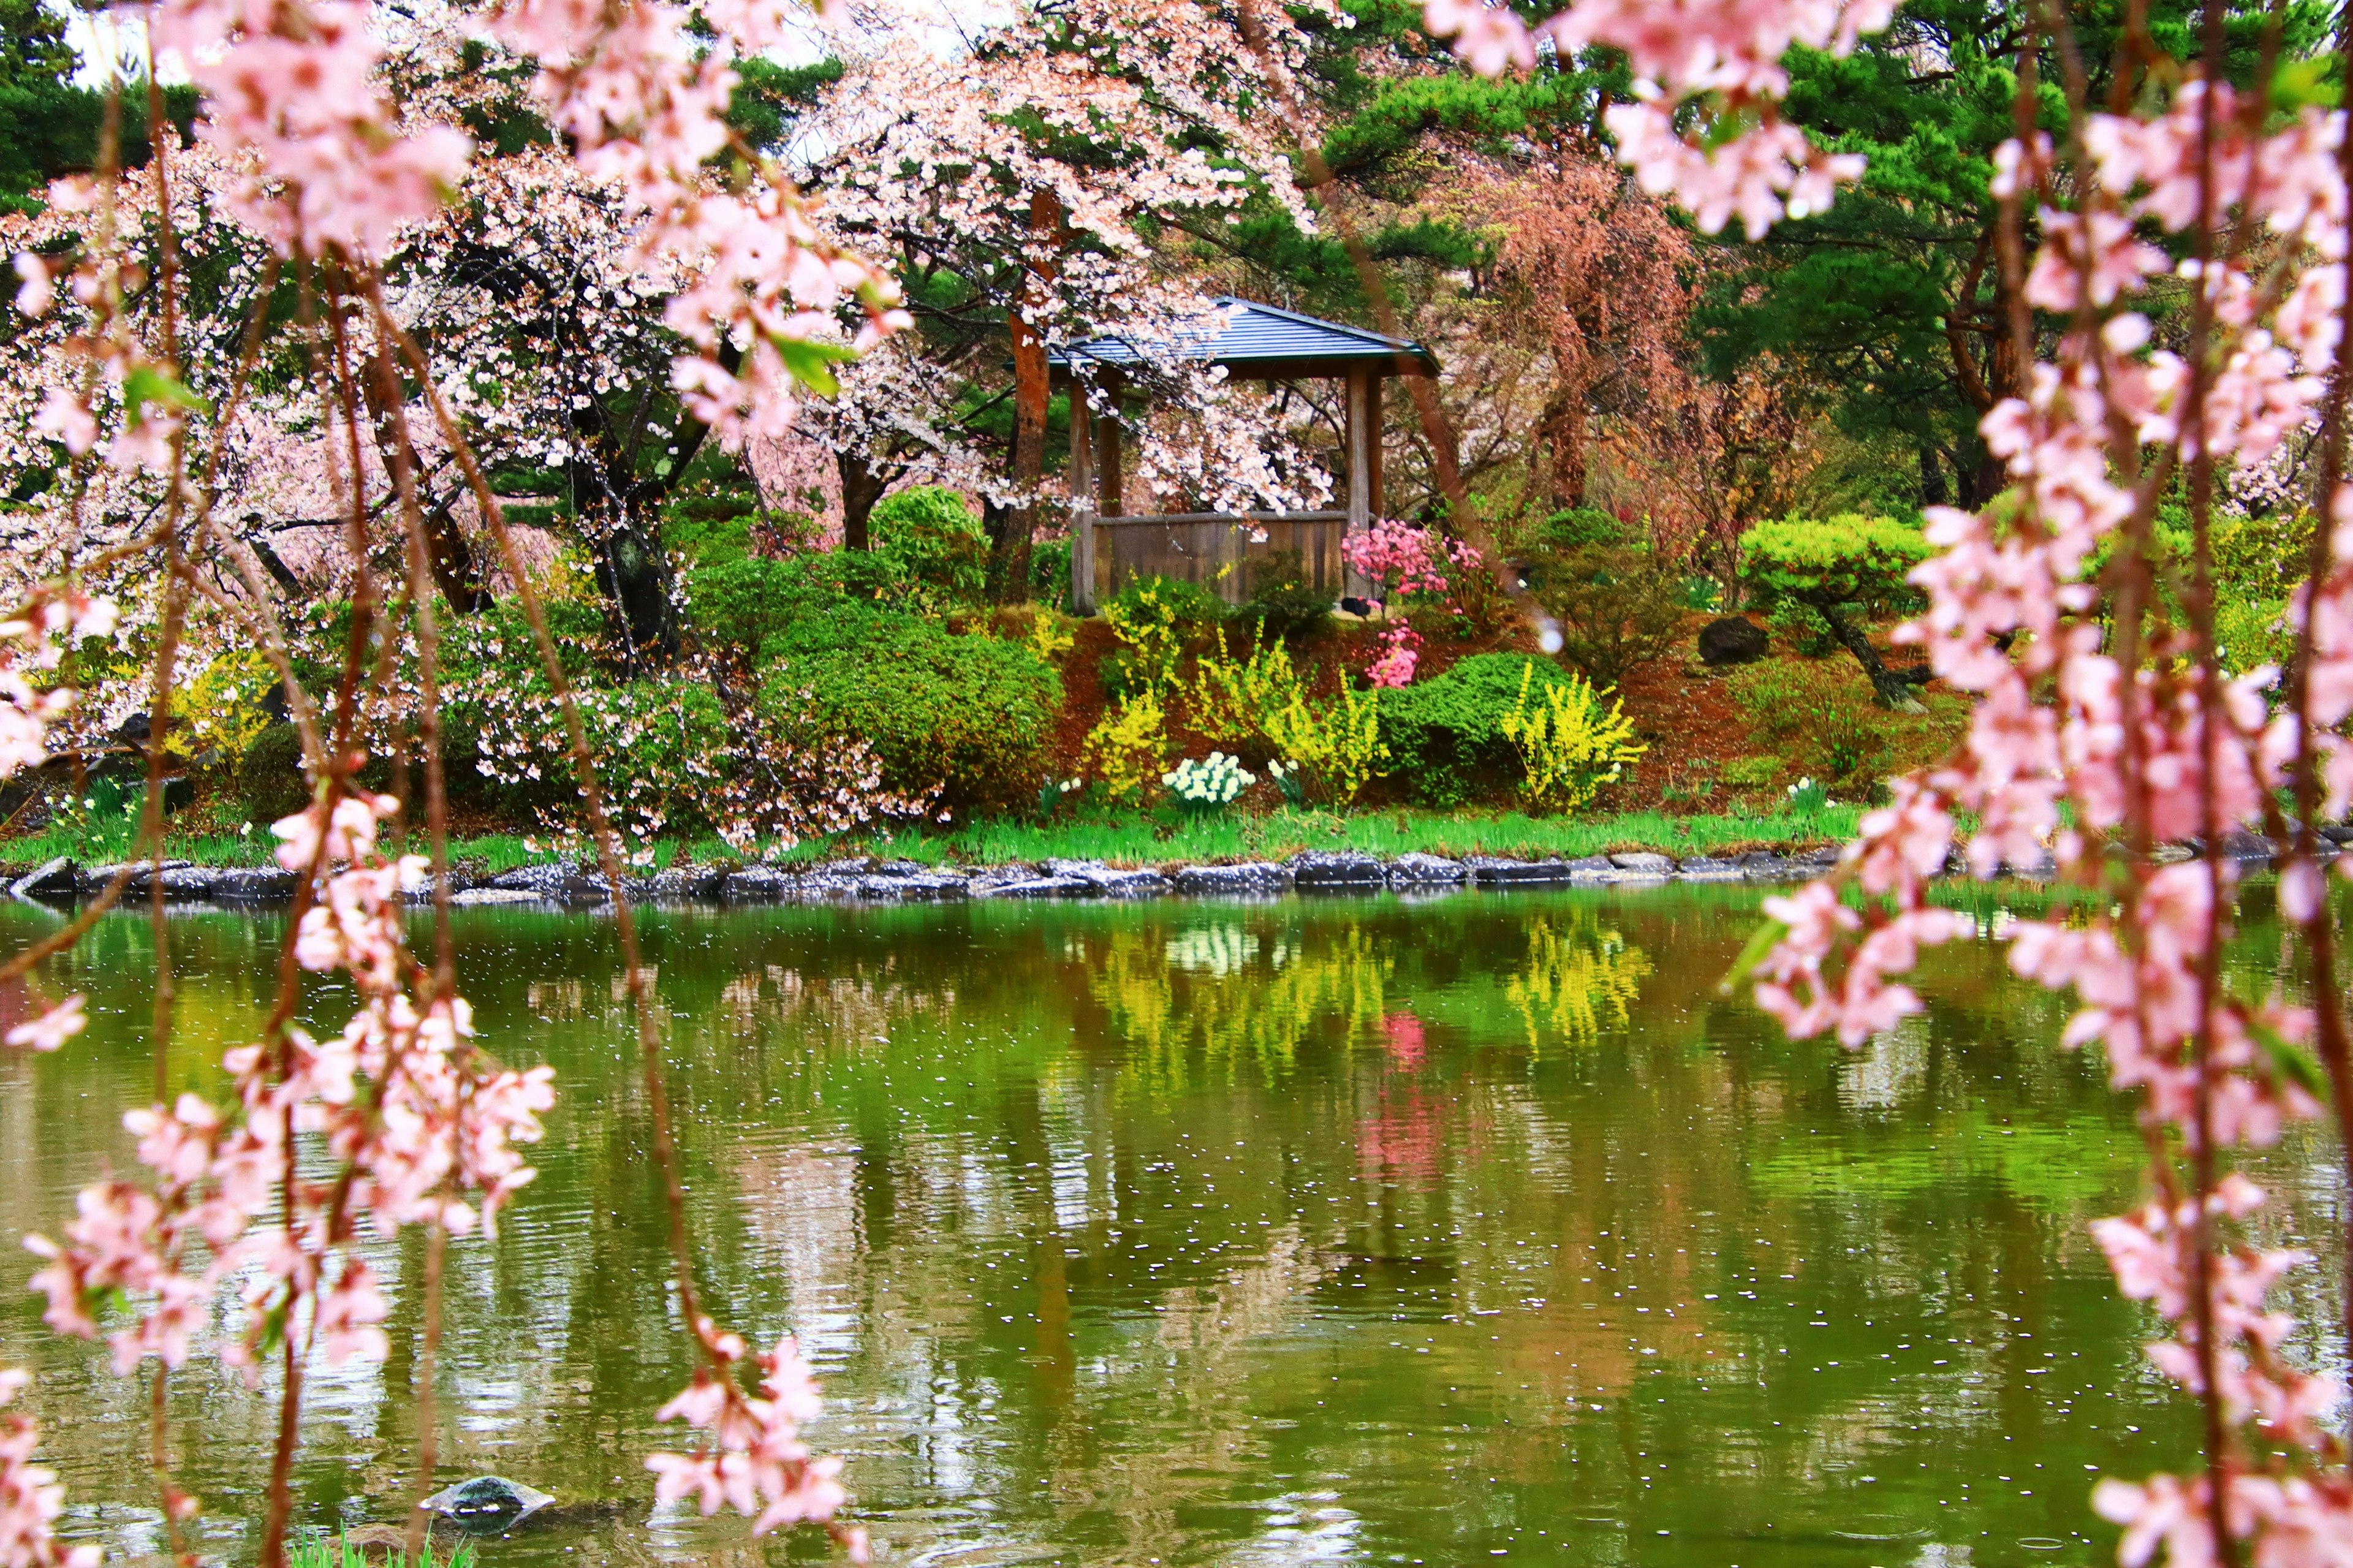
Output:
[1243, 550, 1330, 640]
[1509, 507, 1631, 573]
[1380, 652, 1591, 806]
[1537, 545, 1688, 689]
[240, 721, 312, 824]
[1739, 514, 1931, 705]
[2216, 596, 2295, 676]
[1029, 537, 1072, 607]
[871, 487, 988, 601]
[686, 549, 922, 664]
[759, 610, 1061, 814]
[1101, 575, 1226, 701]
[2215, 510, 2317, 599]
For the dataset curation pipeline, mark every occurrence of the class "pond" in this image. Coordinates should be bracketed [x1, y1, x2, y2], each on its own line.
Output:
[0, 887, 2340, 1568]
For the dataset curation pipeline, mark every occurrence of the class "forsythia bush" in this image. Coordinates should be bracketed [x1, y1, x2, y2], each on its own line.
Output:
[1103, 580, 1189, 698]
[1082, 692, 1174, 803]
[1188, 631, 1307, 751]
[1262, 682, 1386, 806]
[1496, 661, 1644, 814]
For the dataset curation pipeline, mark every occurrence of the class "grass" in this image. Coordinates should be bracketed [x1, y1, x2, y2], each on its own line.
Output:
[289, 1533, 476, 1568]
[872, 805, 1865, 868]
[0, 804, 1863, 875]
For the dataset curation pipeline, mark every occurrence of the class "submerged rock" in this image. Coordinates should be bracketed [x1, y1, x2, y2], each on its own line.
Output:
[421, 1477, 555, 1534]
[1170, 862, 1290, 895]
[213, 867, 301, 902]
[1287, 850, 1385, 888]
[9, 857, 74, 901]
[1461, 855, 1571, 885]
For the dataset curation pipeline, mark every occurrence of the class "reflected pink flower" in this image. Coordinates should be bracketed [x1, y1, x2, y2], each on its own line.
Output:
[1382, 1011, 1427, 1070]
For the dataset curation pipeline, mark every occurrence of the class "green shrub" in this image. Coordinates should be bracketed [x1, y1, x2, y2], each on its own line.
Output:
[1108, 572, 1227, 631]
[240, 721, 313, 824]
[1101, 575, 1225, 701]
[2216, 596, 2295, 676]
[759, 612, 1061, 814]
[1380, 652, 1590, 806]
[1740, 513, 1932, 705]
[1720, 754, 1785, 789]
[686, 549, 925, 664]
[871, 487, 988, 601]
[2215, 510, 2317, 599]
[1029, 537, 1073, 608]
[1537, 545, 1687, 689]
[1509, 507, 1631, 570]
[1243, 550, 1330, 640]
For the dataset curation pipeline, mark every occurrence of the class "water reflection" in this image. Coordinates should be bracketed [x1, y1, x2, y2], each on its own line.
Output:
[0, 888, 2334, 1568]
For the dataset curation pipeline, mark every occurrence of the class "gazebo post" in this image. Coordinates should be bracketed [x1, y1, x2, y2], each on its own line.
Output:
[1344, 366, 1379, 599]
[1095, 377, 1123, 517]
[1069, 377, 1096, 615]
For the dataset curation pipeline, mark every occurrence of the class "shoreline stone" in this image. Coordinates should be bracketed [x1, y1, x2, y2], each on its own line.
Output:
[14, 830, 2283, 911]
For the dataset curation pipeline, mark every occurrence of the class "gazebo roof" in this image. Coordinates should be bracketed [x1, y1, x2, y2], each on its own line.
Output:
[1050, 297, 1439, 382]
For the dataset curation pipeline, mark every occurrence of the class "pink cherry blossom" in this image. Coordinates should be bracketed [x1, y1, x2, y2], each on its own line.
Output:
[2, 998, 84, 1053]
[0, 1368, 99, 1568]
[648, 1336, 857, 1551]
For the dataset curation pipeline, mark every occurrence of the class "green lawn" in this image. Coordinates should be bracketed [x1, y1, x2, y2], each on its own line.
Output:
[0, 805, 1863, 873]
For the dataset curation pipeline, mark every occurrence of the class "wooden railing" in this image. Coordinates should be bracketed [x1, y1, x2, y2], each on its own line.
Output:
[1081, 510, 1352, 610]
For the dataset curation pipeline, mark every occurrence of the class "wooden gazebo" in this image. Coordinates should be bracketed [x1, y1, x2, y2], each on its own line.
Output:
[1051, 298, 1439, 614]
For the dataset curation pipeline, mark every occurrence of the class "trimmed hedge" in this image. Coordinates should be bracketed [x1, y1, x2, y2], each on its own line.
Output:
[1379, 653, 1586, 807]
[758, 607, 1061, 814]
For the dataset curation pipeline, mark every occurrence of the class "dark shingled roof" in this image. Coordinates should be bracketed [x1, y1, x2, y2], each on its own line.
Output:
[1050, 297, 1438, 381]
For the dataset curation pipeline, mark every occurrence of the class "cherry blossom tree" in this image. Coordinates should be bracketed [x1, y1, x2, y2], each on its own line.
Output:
[0, 0, 895, 1558]
[1430, 0, 2353, 1561]
[795, 0, 1336, 596]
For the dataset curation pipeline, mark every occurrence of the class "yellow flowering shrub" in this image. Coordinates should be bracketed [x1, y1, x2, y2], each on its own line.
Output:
[1186, 630, 1307, 748]
[1080, 692, 1173, 803]
[174, 646, 281, 763]
[1496, 660, 1643, 813]
[1262, 681, 1386, 806]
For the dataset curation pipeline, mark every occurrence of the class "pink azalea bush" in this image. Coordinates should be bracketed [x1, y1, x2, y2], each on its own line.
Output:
[1342, 520, 1455, 602]
[1364, 626, 1422, 687]
[1424, 0, 2353, 1562]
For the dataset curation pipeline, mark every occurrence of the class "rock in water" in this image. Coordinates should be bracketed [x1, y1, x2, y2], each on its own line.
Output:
[421, 1477, 555, 1532]
[1697, 615, 1768, 666]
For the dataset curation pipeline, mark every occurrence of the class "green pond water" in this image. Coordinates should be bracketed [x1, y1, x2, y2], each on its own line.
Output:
[0, 887, 2340, 1568]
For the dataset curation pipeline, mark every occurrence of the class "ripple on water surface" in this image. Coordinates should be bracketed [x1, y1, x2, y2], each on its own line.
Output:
[1, 887, 2330, 1567]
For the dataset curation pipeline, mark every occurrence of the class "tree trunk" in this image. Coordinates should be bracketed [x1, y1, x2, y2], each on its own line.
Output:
[1814, 597, 1928, 710]
[361, 344, 488, 611]
[585, 501, 677, 665]
[1535, 384, 1587, 510]
[1917, 441, 1948, 509]
[990, 187, 1061, 604]
[839, 451, 884, 550]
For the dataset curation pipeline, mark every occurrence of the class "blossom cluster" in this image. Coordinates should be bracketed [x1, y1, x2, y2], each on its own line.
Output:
[1363, 626, 1422, 689]
[0, 1368, 96, 1568]
[1341, 520, 1457, 603]
[648, 1329, 863, 1559]
[25, 790, 551, 1390]
[1426, 1, 2353, 1560]
[1422, 0, 1890, 237]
